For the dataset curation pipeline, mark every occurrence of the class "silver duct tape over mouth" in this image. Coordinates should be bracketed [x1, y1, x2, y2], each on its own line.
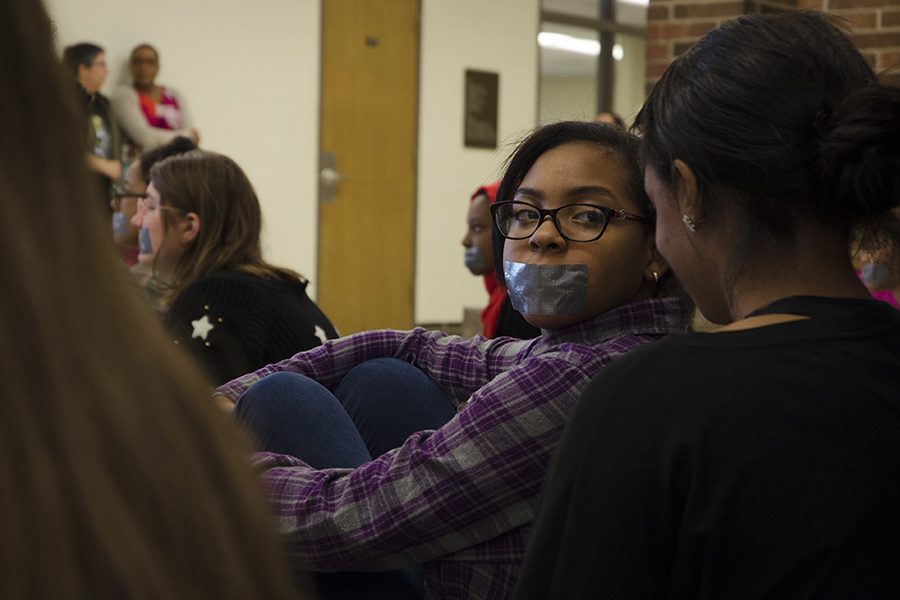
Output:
[112, 211, 129, 237]
[138, 227, 153, 255]
[464, 247, 490, 274]
[504, 261, 588, 315]
[861, 263, 890, 287]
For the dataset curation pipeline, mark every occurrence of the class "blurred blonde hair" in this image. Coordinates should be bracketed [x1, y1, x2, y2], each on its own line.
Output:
[0, 1, 302, 598]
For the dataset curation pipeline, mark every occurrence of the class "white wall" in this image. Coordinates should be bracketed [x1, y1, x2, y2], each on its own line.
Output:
[47, 0, 541, 326]
[416, 0, 540, 324]
[46, 0, 321, 292]
[613, 32, 647, 127]
[538, 75, 596, 124]
[538, 43, 647, 128]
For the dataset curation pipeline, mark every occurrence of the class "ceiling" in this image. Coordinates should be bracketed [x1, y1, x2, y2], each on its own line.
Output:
[543, 0, 648, 26]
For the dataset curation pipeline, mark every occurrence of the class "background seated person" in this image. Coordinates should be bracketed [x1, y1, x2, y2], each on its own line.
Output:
[133, 151, 338, 385]
[112, 135, 198, 311]
[463, 181, 539, 339]
[594, 111, 625, 129]
[854, 211, 900, 308]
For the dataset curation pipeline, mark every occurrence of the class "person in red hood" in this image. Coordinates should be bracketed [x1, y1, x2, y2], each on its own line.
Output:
[463, 182, 540, 339]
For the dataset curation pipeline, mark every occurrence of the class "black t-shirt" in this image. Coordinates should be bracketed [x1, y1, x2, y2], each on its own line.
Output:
[515, 296, 900, 599]
[164, 270, 338, 386]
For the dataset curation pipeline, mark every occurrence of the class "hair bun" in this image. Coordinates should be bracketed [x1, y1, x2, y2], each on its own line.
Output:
[819, 83, 900, 217]
[169, 135, 197, 153]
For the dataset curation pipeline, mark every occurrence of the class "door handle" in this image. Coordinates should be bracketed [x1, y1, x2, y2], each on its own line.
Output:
[319, 152, 345, 203]
[320, 167, 345, 185]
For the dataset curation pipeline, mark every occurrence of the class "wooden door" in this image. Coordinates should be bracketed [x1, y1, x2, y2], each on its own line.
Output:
[318, 0, 419, 334]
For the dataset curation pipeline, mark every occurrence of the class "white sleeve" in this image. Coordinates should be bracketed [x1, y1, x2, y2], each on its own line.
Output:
[167, 86, 195, 133]
[111, 85, 194, 151]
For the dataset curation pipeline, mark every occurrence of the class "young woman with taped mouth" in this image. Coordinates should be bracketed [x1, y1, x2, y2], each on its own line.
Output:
[214, 121, 692, 600]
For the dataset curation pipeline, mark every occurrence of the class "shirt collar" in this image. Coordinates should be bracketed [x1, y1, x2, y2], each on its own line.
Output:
[534, 296, 690, 349]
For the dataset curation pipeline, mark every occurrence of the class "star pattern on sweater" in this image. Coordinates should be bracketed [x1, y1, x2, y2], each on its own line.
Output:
[191, 314, 215, 341]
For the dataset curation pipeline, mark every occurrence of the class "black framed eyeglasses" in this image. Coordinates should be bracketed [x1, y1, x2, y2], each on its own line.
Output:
[490, 200, 648, 242]
[109, 185, 148, 211]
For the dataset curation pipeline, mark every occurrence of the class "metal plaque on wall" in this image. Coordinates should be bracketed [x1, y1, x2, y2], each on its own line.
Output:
[464, 69, 499, 149]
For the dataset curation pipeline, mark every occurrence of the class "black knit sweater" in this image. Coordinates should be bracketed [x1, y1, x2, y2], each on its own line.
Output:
[164, 270, 338, 386]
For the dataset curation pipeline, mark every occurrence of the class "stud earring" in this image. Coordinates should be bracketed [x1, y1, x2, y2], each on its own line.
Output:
[682, 214, 698, 232]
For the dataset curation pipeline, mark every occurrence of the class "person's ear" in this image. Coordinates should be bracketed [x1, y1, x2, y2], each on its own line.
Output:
[178, 212, 201, 245]
[643, 240, 670, 285]
[673, 159, 702, 226]
[76, 64, 90, 84]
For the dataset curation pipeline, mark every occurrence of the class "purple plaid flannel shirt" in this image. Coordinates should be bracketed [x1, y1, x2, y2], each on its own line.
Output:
[216, 297, 687, 599]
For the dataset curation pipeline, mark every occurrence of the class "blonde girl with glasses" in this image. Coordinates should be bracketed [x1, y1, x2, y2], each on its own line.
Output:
[133, 151, 338, 386]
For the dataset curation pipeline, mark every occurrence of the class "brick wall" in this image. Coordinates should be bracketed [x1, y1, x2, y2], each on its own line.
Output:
[646, 0, 900, 92]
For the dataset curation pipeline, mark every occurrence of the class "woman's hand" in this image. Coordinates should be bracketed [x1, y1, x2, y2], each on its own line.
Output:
[86, 154, 122, 180]
[213, 394, 235, 413]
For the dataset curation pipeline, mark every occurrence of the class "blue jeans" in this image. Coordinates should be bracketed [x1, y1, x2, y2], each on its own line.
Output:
[234, 358, 457, 600]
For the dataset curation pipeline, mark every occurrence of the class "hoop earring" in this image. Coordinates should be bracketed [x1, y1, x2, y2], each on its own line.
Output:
[682, 214, 698, 232]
